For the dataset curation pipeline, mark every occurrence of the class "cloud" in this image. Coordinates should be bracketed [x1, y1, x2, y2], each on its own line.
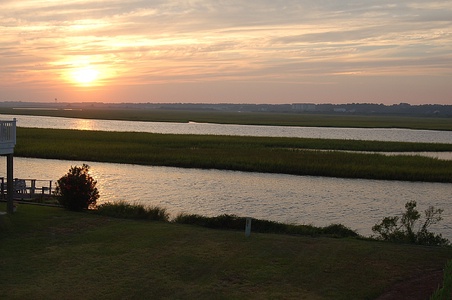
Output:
[0, 0, 451, 103]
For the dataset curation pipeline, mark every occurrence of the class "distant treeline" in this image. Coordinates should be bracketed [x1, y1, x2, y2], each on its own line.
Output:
[0, 101, 451, 117]
[159, 102, 452, 117]
[311, 103, 452, 116]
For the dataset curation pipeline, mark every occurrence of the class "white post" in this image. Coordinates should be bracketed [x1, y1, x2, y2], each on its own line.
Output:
[245, 217, 252, 237]
[12, 118, 16, 146]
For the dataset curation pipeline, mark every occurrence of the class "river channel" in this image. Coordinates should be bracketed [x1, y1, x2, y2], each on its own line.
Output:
[2, 157, 451, 240]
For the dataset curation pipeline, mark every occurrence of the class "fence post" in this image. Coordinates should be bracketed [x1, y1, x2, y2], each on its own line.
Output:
[31, 179, 36, 195]
[6, 154, 14, 214]
[1, 177, 4, 199]
[245, 217, 252, 237]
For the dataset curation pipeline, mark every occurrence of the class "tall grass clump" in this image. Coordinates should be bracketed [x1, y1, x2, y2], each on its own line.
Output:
[96, 201, 169, 222]
[430, 260, 452, 300]
[173, 213, 358, 238]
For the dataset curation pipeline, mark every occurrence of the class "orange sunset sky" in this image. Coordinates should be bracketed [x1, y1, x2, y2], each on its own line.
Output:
[1, 1, 451, 104]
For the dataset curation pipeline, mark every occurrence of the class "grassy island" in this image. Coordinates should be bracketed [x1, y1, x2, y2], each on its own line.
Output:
[16, 127, 452, 182]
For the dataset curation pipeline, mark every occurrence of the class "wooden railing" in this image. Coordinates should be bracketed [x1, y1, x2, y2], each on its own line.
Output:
[1, 177, 53, 199]
[0, 119, 16, 154]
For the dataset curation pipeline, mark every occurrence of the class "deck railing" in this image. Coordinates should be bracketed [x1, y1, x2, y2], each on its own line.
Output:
[1, 177, 53, 199]
[0, 119, 16, 154]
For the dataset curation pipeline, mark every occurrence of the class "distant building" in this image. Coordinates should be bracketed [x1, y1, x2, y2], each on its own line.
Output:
[292, 103, 316, 111]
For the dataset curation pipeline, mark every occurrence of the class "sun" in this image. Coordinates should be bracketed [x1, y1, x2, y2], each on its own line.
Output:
[70, 66, 100, 86]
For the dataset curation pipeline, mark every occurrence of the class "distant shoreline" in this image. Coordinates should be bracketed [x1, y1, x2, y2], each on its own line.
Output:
[1, 105, 452, 131]
[1, 100, 452, 117]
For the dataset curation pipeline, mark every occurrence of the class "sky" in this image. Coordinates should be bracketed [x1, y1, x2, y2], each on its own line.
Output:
[1, 1, 451, 105]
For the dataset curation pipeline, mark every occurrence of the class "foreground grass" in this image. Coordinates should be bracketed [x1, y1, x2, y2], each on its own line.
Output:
[16, 127, 452, 182]
[1, 204, 451, 299]
[2, 107, 452, 130]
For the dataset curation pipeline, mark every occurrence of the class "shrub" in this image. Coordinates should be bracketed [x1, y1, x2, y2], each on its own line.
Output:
[372, 201, 449, 246]
[55, 164, 99, 211]
[96, 201, 169, 221]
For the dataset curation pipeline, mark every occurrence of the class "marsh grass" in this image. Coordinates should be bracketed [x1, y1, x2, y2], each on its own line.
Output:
[173, 213, 358, 238]
[1, 203, 452, 299]
[16, 128, 452, 182]
[93, 203, 357, 238]
[96, 201, 169, 221]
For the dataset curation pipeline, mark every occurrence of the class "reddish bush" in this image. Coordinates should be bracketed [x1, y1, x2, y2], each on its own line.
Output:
[56, 164, 99, 211]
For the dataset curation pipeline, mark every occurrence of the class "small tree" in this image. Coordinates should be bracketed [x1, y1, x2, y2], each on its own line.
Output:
[56, 164, 99, 211]
[372, 201, 449, 246]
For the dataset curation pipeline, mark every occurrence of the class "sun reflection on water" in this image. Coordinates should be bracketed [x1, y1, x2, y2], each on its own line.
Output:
[73, 119, 96, 131]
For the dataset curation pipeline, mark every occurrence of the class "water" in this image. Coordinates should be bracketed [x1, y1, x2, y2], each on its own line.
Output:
[2, 157, 451, 240]
[3, 113, 452, 144]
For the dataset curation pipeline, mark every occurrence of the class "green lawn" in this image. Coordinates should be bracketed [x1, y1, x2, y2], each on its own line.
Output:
[1, 204, 451, 299]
